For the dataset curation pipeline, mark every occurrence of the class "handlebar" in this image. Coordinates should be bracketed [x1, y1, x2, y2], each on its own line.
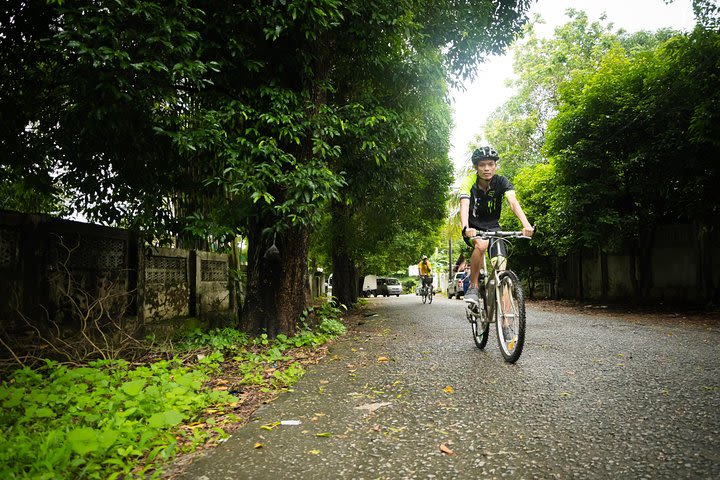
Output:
[470, 230, 532, 240]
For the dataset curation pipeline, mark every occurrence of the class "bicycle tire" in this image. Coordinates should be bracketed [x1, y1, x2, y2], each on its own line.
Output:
[428, 288, 433, 304]
[495, 270, 526, 363]
[471, 314, 489, 349]
[421, 288, 427, 304]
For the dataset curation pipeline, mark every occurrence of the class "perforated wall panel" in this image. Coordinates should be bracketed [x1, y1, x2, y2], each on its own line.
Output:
[146, 256, 187, 285]
[201, 260, 228, 282]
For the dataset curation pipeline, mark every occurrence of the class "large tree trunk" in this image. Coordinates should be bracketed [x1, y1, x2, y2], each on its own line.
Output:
[240, 28, 331, 336]
[241, 217, 309, 337]
[330, 202, 358, 306]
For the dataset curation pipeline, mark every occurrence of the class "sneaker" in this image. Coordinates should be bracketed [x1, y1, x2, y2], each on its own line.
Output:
[464, 287, 479, 305]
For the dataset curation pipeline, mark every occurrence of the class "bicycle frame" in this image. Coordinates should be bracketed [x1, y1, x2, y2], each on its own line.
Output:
[420, 275, 434, 304]
[465, 230, 530, 363]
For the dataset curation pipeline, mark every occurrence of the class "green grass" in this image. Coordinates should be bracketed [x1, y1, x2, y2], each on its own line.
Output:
[0, 310, 347, 479]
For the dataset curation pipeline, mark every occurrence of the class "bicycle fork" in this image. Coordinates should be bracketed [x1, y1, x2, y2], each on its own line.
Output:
[466, 275, 497, 328]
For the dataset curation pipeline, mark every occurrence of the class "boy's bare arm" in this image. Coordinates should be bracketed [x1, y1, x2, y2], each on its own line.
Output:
[505, 191, 534, 237]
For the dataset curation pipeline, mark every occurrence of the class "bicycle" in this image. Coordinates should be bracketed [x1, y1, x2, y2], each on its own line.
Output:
[419, 276, 434, 304]
[465, 230, 530, 363]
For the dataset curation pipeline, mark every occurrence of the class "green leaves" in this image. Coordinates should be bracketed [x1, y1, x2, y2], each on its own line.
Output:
[121, 379, 146, 397]
[148, 410, 185, 429]
[0, 358, 236, 478]
[67, 427, 101, 455]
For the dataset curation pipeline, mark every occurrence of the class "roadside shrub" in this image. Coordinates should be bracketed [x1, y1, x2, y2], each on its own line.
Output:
[0, 358, 235, 479]
[179, 327, 250, 351]
[0, 304, 349, 478]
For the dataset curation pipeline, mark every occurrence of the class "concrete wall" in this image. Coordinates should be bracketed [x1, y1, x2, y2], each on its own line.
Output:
[143, 247, 191, 322]
[0, 210, 235, 337]
[557, 223, 719, 303]
[0, 210, 135, 332]
[196, 250, 232, 319]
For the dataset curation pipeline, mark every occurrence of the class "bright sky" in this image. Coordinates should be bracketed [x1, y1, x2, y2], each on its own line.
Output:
[449, 0, 697, 173]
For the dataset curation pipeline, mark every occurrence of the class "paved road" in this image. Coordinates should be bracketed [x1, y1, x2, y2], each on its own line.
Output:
[181, 295, 720, 479]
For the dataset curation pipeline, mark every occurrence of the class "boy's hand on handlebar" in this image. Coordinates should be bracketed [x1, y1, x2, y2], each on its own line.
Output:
[522, 226, 534, 238]
[463, 227, 477, 238]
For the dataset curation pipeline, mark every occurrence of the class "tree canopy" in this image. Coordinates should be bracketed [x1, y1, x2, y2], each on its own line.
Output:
[1, 0, 534, 332]
[476, 7, 719, 300]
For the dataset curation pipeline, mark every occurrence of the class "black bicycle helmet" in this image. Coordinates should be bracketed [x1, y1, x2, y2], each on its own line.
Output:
[471, 146, 499, 165]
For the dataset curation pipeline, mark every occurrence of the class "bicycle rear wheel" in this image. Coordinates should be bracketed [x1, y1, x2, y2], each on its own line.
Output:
[496, 270, 526, 363]
[428, 288, 433, 304]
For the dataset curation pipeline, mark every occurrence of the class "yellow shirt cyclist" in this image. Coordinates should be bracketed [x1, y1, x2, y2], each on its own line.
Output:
[418, 256, 433, 291]
[418, 257, 432, 276]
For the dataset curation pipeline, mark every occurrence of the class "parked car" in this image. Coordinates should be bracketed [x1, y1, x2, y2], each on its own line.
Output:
[375, 277, 388, 296]
[385, 277, 402, 296]
[373, 277, 402, 297]
[447, 271, 466, 299]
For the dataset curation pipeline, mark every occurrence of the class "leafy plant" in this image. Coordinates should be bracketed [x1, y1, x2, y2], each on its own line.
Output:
[180, 328, 250, 352]
[0, 358, 236, 479]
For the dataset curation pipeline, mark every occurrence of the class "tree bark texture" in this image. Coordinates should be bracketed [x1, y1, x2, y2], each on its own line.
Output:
[330, 202, 359, 307]
[241, 218, 309, 337]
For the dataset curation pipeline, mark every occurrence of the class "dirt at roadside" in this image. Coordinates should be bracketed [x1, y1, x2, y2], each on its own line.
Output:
[528, 298, 720, 327]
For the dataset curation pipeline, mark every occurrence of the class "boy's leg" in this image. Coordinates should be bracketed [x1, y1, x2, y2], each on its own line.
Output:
[465, 238, 488, 304]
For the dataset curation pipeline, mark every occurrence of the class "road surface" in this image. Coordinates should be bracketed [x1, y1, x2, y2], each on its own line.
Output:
[180, 295, 720, 479]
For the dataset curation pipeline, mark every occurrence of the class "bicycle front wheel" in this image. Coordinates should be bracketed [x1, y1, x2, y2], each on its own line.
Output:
[495, 270, 526, 363]
[428, 288, 433, 304]
[421, 289, 427, 304]
[470, 306, 490, 349]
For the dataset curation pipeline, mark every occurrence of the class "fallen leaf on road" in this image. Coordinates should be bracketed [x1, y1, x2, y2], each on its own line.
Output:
[260, 421, 280, 431]
[372, 425, 381, 432]
[443, 385, 454, 394]
[355, 401, 392, 414]
[316, 432, 332, 437]
[253, 443, 263, 449]
[440, 444, 455, 455]
[377, 356, 389, 362]
[309, 450, 321, 455]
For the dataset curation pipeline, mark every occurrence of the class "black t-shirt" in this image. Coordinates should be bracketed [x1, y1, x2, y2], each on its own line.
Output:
[459, 174, 514, 230]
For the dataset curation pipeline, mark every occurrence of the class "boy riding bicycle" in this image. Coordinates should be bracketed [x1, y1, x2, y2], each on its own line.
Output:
[459, 147, 534, 305]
